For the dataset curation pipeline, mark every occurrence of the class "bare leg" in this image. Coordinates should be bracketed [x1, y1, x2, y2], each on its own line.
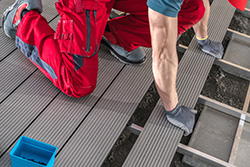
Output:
[193, 0, 210, 39]
[193, 0, 224, 58]
[148, 8, 178, 111]
[149, 8, 195, 136]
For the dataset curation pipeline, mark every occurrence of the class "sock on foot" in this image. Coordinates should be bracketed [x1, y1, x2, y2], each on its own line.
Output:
[196, 35, 209, 46]
[165, 104, 195, 136]
[196, 35, 224, 59]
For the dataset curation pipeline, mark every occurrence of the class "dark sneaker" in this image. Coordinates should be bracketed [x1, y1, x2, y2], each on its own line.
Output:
[102, 11, 146, 65]
[109, 11, 126, 20]
[2, 0, 43, 39]
[101, 36, 146, 65]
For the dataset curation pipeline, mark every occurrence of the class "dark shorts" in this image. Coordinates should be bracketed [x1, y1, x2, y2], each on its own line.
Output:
[147, 0, 184, 17]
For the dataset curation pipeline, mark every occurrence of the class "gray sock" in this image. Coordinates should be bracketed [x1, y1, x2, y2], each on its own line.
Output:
[197, 38, 210, 46]
[197, 38, 224, 59]
[165, 104, 195, 136]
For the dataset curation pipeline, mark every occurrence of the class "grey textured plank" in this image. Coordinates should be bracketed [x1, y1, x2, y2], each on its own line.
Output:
[0, 48, 124, 166]
[0, 49, 36, 101]
[0, 0, 15, 18]
[0, 16, 60, 102]
[0, 70, 60, 157]
[0, 0, 58, 60]
[124, 101, 183, 167]
[122, 0, 236, 166]
[0, 31, 15, 60]
[53, 48, 153, 167]
[40, 0, 59, 22]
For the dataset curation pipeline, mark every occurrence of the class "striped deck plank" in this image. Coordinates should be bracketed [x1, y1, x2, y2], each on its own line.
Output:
[0, 0, 16, 22]
[54, 48, 153, 167]
[0, 0, 237, 166]
[0, 47, 125, 166]
[0, 0, 59, 102]
[0, 16, 59, 103]
[122, 0, 236, 166]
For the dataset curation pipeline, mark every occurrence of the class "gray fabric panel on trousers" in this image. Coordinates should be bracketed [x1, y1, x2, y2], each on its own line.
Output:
[0, 47, 125, 166]
[0, 16, 60, 102]
[53, 48, 153, 167]
[122, 0, 236, 166]
[0, 0, 58, 60]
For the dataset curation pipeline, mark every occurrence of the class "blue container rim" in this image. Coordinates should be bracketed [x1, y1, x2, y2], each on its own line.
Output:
[10, 136, 58, 166]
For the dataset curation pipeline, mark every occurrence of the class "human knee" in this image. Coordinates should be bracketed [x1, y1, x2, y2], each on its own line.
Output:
[59, 60, 98, 98]
[63, 79, 97, 98]
[71, 84, 96, 98]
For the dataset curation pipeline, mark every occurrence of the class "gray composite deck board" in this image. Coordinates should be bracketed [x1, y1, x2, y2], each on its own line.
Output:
[0, 48, 125, 166]
[0, 49, 36, 102]
[176, 0, 235, 107]
[54, 48, 153, 167]
[0, 0, 15, 21]
[0, 16, 60, 102]
[0, 30, 15, 61]
[0, 0, 59, 101]
[0, 0, 236, 167]
[0, 0, 58, 60]
[122, 0, 236, 166]
[1, 70, 60, 157]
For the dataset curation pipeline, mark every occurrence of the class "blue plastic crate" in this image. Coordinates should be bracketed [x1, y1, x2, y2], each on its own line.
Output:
[10, 136, 57, 167]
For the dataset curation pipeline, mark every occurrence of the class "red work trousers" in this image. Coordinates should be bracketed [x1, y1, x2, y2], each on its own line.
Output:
[16, 0, 205, 98]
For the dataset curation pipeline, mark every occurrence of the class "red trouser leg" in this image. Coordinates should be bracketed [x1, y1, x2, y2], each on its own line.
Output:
[178, 0, 205, 35]
[16, 0, 115, 97]
[108, 0, 150, 51]
[108, 0, 205, 51]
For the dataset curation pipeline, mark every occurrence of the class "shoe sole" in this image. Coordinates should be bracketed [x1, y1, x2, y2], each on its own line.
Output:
[201, 48, 222, 59]
[101, 38, 146, 66]
[2, 0, 20, 39]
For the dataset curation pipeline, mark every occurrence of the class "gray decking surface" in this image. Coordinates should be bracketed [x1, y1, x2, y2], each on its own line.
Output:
[122, 0, 235, 166]
[1, 0, 154, 166]
[0, 0, 236, 166]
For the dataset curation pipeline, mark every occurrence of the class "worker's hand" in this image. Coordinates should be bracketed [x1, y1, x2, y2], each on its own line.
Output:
[198, 38, 224, 59]
[165, 105, 196, 136]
